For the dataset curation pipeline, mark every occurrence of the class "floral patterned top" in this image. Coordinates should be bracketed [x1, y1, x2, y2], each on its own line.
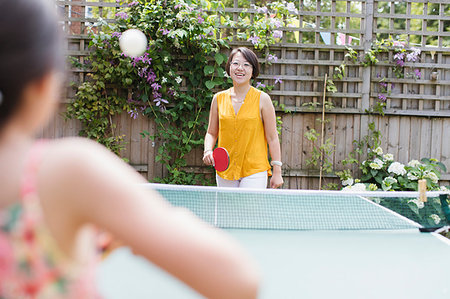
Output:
[0, 141, 101, 299]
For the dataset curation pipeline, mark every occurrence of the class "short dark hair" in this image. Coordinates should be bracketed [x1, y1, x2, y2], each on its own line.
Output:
[0, 0, 64, 129]
[225, 47, 260, 79]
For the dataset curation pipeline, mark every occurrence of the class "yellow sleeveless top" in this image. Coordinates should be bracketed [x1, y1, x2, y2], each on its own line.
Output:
[216, 87, 271, 180]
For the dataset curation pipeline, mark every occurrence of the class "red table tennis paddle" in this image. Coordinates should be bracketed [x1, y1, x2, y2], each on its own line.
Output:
[213, 147, 229, 172]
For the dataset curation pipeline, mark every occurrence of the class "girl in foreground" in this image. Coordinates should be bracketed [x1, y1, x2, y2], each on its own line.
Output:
[0, 0, 259, 298]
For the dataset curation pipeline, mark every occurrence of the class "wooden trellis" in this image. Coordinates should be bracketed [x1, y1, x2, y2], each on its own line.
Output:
[46, 0, 450, 188]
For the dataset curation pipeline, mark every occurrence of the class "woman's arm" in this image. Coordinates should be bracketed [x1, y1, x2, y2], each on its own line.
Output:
[39, 138, 260, 299]
[260, 92, 284, 189]
[203, 94, 219, 166]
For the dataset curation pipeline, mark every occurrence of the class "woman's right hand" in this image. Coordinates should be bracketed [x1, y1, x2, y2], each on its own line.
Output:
[203, 150, 214, 166]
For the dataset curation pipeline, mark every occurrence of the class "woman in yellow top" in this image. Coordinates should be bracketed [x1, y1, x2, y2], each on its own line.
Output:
[203, 47, 284, 189]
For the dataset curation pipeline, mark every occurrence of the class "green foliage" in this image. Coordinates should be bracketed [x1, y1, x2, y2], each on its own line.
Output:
[66, 0, 290, 185]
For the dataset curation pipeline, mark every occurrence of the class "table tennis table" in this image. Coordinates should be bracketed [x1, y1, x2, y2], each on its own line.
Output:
[97, 184, 450, 299]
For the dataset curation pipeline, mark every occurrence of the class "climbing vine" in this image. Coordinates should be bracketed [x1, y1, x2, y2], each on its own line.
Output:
[66, 0, 295, 184]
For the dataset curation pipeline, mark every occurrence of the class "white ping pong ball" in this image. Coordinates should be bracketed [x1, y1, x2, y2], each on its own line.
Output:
[119, 29, 148, 58]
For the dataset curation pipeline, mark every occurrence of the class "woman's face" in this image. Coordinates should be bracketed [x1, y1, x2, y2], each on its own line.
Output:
[229, 52, 253, 85]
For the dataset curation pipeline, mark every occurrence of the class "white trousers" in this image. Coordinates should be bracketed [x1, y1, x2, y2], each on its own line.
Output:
[216, 171, 268, 189]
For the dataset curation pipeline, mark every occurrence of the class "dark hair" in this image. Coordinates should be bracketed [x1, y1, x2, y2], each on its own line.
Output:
[0, 0, 64, 129]
[225, 47, 260, 79]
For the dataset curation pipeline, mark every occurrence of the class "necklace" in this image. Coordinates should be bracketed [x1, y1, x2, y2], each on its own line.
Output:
[232, 98, 244, 103]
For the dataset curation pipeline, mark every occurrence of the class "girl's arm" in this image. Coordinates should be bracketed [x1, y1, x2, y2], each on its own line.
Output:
[39, 138, 260, 299]
[260, 92, 284, 189]
[203, 94, 219, 166]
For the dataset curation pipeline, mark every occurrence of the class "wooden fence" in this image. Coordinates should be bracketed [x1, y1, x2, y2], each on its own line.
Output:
[46, 0, 450, 188]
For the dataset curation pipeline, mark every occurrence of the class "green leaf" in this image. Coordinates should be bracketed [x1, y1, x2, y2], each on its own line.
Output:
[204, 65, 215, 75]
[205, 80, 215, 89]
[215, 52, 224, 65]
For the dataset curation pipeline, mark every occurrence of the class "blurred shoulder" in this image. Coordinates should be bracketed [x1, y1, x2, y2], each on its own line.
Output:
[39, 137, 124, 181]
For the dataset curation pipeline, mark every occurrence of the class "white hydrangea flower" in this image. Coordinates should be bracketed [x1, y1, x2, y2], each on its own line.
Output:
[163, 56, 169, 62]
[388, 162, 406, 176]
[407, 172, 418, 181]
[175, 76, 182, 84]
[383, 177, 397, 184]
[383, 153, 394, 161]
[369, 162, 382, 170]
[352, 183, 367, 191]
[408, 198, 424, 209]
[430, 214, 441, 225]
[369, 158, 383, 170]
[374, 158, 383, 166]
[408, 160, 422, 167]
[423, 171, 439, 184]
[373, 147, 383, 155]
[161, 77, 168, 84]
[342, 183, 366, 192]
[342, 178, 354, 186]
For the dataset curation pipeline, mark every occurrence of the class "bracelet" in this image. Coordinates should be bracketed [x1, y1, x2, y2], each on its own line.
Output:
[203, 149, 213, 155]
[271, 160, 283, 167]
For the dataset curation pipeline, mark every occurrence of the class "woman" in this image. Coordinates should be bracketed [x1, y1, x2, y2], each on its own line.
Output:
[203, 47, 284, 189]
[0, 0, 260, 298]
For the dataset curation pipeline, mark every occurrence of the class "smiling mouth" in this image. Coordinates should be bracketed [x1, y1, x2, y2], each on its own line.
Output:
[235, 73, 245, 77]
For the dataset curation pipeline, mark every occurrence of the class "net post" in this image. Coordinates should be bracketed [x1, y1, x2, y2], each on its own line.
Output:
[418, 179, 427, 202]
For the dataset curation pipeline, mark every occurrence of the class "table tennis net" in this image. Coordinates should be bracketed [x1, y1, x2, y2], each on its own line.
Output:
[147, 184, 450, 231]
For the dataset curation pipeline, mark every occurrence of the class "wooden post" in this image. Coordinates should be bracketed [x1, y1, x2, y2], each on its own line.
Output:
[418, 179, 427, 203]
[319, 73, 328, 190]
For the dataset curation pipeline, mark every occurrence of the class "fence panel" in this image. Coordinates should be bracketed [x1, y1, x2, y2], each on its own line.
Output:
[47, 0, 450, 187]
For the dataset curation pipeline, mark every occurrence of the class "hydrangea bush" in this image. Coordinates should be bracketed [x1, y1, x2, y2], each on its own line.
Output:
[337, 146, 449, 227]
[339, 146, 448, 192]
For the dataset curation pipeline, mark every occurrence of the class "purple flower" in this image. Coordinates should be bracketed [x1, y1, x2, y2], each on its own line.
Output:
[151, 82, 162, 91]
[256, 81, 266, 89]
[274, 77, 283, 84]
[248, 35, 260, 45]
[153, 98, 169, 107]
[128, 1, 138, 7]
[395, 59, 405, 67]
[128, 108, 139, 119]
[152, 91, 162, 99]
[286, 3, 298, 14]
[257, 6, 268, 14]
[160, 29, 170, 35]
[138, 67, 148, 78]
[174, 4, 182, 9]
[379, 82, 387, 88]
[267, 53, 278, 62]
[270, 19, 283, 28]
[147, 71, 156, 83]
[394, 52, 405, 61]
[197, 16, 204, 24]
[273, 30, 283, 39]
[111, 31, 122, 38]
[115, 12, 128, 20]
[378, 94, 387, 101]
[406, 49, 421, 62]
[414, 69, 421, 79]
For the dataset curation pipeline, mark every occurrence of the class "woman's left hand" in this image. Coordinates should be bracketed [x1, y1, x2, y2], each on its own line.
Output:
[270, 173, 284, 189]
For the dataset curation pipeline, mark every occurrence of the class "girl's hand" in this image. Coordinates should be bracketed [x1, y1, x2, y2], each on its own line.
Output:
[270, 173, 284, 189]
[203, 150, 214, 166]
